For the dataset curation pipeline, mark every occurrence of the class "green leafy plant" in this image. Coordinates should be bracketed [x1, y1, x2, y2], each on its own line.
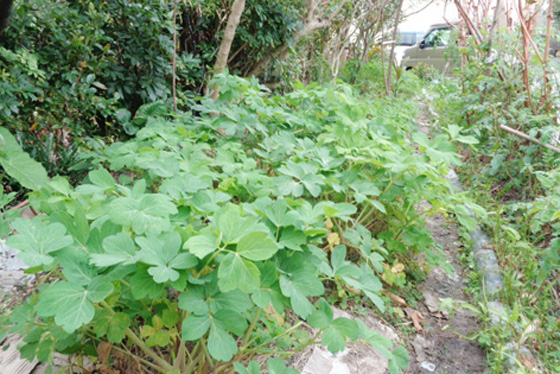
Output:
[0, 126, 49, 191]
[1, 74, 474, 373]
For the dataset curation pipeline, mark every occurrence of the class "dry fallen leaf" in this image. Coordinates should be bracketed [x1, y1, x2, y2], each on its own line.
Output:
[264, 303, 284, 325]
[387, 292, 408, 307]
[519, 351, 537, 370]
[325, 218, 334, 231]
[391, 262, 405, 274]
[327, 232, 340, 248]
[405, 307, 424, 332]
[97, 341, 112, 362]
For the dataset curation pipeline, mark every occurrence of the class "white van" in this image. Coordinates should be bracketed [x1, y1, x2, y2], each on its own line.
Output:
[401, 24, 454, 74]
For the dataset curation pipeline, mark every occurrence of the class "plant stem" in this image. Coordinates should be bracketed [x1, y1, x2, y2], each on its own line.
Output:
[99, 301, 174, 372]
[171, 1, 178, 113]
[113, 343, 164, 373]
[245, 321, 304, 353]
[124, 327, 175, 373]
[240, 309, 261, 350]
[183, 341, 202, 374]
[200, 339, 214, 371]
[173, 339, 186, 372]
[195, 247, 225, 277]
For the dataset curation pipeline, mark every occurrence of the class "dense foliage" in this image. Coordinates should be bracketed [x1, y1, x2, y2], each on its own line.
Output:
[0, 71, 481, 372]
[427, 28, 560, 372]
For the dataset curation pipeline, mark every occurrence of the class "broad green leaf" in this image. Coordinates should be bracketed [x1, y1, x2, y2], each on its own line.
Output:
[90, 233, 137, 267]
[322, 325, 346, 353]
[87, 277, 114, 303]
[350, 180, 381, 204]
[0, 143, 49, 191]
[276, 176, 304, 197]
[366, 198, 385, 214]
[331, 318, 359, 339]
[210, 290, 253, 314]
[308, 299, 333, 329]
[109, 194, 177, 235]
[191, 190, 231, 213]
[146, 330, 171, 348]
[237, 232, 278, 261]
[207, 320, 237, 361]
[0, 127, 22, 153]
[215, 207, 268, 244]
[148, 266, 180, 283]
[302, 174, 324, 197]
[61, 259, 96, 286]
[267, 358, 299, 374]
[389, 346, 410, 373]
[160, 173, 210, 200]
[278, 227, 306, 251]
[173, 252, 198, 269]
[364, 290, 386, 313]
[213, 309, 247, 336]
[322, 318, 358, 353]
[183, 233, 219, 259]
[137, 232, 198, 283]
[182, 314, 210, 341]
[107, 313, 131, 344]
[233, 361, 261, 374]
[218, 253, 260, 293]
[7, 219, 73, 267]
[178, 288, 209, 315]
[321, 202, 357, 221]
[0, 152, 49, 190]
[279, 271, 324, 319]
[49, 177, 72, 196]
[331, 245, 347, 274]
[37, 282, 94, 333]
[261, 199, 295, 227]
[130, 266, 165, 299]
[162, 308, 179, 328]
[88, 169, 116, 190]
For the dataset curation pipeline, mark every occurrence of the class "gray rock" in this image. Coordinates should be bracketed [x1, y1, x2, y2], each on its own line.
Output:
[301, 348, 350, 374]
[1, 242, 27, 271]
[413, 335, 433, 362]
[302, 313, 398, 374]
[503, 342, 535, 370]
[422, 291, 441, 314]
[487, 301, 507, 326]
[0, 270, 27, 287]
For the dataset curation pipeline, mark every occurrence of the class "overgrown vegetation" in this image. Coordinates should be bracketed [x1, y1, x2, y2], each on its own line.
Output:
[2, 0, 560, 373]
[427, 19, 560, 372]
[0, 71, 482, 372]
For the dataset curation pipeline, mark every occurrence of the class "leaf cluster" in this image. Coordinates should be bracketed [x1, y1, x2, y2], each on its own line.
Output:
[1, 74, 470, 372]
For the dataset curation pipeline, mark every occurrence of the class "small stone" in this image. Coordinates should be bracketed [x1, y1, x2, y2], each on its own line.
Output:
[487, 301, 507, 326]
[422, 291, 440, 314]
[331, 307, 353, 320]
[420, 361, 436, 372]
[301, 347, 349, 374]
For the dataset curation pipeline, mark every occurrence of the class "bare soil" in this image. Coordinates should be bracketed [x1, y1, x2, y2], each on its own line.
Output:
[403, 204, 488, 374]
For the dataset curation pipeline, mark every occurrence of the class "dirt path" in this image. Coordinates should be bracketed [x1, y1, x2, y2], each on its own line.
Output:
[403, 204, 488, 374]
[403, 103, 489, 373]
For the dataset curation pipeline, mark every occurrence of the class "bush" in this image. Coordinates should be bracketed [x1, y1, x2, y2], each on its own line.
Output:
[0, 74, 478, 373]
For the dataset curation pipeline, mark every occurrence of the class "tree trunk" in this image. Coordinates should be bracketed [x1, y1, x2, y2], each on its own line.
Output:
[0, 0, 13, 35]
[246, 0, 350, 78]
[208, 0, 246, 98]
[386, 0, 404, 95]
